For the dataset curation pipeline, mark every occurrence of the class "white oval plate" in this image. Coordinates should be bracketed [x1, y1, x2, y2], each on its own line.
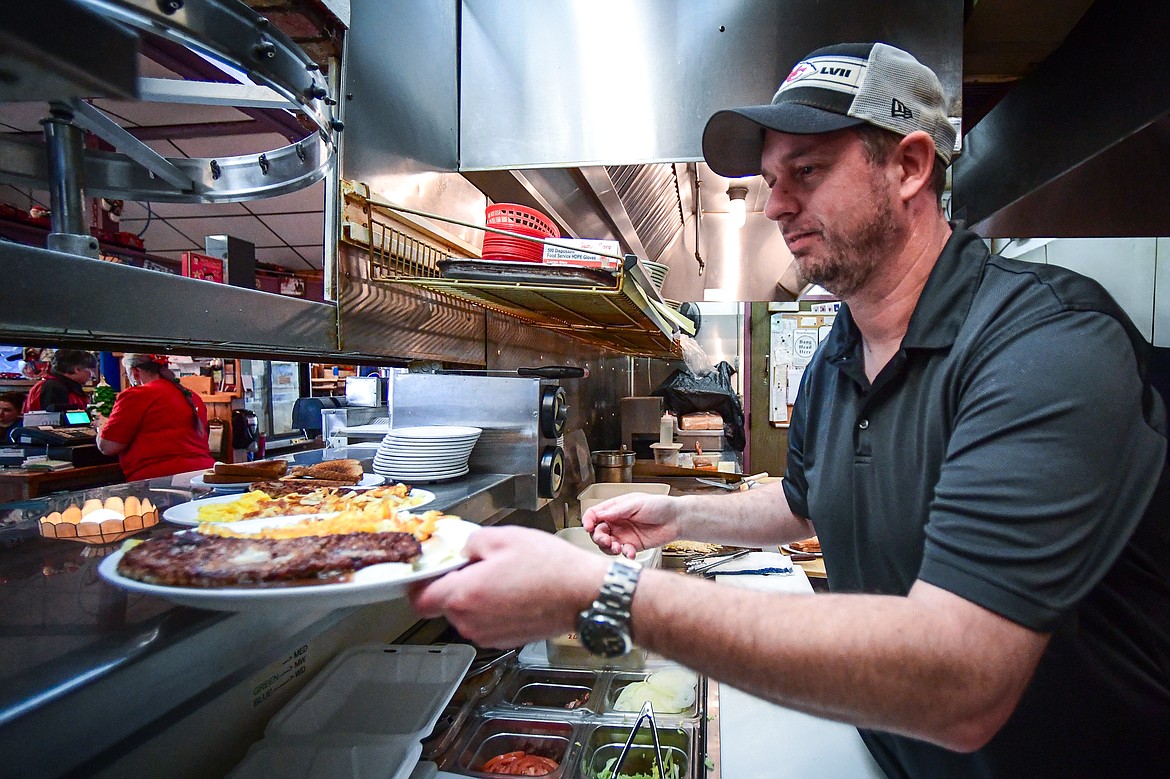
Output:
[163, 487, 436, 527]
[374, 467, 469, 483]
[377, 444, 477, 454]
[383, 426, 482, 440]
[374, 457, 469, 469]
[374, 467, 468, 478]
[372, 458, 469, 471]
[190, 472, 385, 493]
[98, 516, 478, 611]
[780, 544, 823, 558]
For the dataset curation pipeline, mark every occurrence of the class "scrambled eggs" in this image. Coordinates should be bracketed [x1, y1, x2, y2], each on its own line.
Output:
[196, 490, 271, 523]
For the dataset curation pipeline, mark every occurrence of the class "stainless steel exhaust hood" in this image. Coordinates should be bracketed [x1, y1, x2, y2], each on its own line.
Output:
[456, 0, 961, 302]
[344, 0, 962, 303]
[952, 0, 1170, 238]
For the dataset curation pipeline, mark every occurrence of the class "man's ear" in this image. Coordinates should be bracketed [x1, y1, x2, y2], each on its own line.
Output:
[895, 130, 936, 202]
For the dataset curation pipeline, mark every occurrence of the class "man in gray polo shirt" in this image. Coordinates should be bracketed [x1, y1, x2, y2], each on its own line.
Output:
[412, 42, 1170, 777]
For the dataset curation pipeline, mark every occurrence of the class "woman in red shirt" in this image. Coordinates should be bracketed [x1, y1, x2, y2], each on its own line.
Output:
[95, 354, 215, 481]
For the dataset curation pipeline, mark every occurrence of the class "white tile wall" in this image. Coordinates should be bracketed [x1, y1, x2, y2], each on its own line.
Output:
[1044, 238, 1156, 342]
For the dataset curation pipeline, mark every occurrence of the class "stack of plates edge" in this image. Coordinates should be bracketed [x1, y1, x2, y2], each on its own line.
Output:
[373, 425, 482, 483]
[643, 261, 669, 292]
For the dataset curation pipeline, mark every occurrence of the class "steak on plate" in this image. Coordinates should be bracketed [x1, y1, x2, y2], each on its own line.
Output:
[117, 530, 422, 588]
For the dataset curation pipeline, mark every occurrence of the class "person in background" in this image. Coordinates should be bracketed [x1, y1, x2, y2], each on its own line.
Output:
[411, 42, 1170, 777]
[22, 349, 97, 413]
[94, 354, 214, 481]
[0, 392, 23, 444]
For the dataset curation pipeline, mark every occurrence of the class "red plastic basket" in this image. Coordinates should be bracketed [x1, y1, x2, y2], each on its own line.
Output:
[485, 203, 558, 238]
[482, 203, 558, 262]
[482, 234, 544, 262]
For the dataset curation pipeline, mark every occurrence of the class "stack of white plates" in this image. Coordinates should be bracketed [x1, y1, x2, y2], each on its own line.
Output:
[373, 425, 482, 482]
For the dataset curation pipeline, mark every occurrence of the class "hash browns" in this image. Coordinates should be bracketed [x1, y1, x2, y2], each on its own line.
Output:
[194, 483, 424, 524]
[200, 509, 447, 543]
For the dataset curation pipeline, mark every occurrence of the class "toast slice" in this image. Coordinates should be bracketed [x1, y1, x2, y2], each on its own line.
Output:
[275, 477, 363, 489]
[212, 459, 288, 479]
[285, 459, 363, 485]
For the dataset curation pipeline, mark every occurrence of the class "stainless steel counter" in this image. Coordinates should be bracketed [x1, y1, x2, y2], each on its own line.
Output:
[0, 460, 520, 779]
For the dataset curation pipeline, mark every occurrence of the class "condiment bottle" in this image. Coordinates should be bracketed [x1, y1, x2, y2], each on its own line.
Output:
[659, 413, 674, 445]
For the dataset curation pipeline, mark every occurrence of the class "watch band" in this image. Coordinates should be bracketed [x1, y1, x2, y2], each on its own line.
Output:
[578, 557, 643, 657]
[594, 557, 642, 622]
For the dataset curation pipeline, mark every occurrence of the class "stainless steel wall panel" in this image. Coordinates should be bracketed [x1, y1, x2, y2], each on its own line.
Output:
[342, 0, 486, 249]
[460, 0, 961, 170]
[392, 373, 544, 507]
[486, 311, 625, 454]
[337, 244, 487, 365]
[345, 0, 457, 173]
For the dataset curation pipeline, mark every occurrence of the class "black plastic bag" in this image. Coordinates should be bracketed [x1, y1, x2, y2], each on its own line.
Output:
[652, 361, 746, 451]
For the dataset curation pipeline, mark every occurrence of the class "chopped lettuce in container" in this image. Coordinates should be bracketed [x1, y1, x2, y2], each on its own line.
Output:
[594, 752, 682, 779]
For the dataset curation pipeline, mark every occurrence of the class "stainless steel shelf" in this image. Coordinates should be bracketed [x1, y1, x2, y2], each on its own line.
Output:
[0, 242, 359, 360]
[342, 191, 688, 359]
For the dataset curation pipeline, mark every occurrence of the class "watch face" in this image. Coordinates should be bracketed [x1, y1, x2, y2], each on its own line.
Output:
[578, 612, 632, 658]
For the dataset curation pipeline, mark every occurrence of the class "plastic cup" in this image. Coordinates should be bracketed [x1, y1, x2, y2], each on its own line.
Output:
[650, 442, 683, 466]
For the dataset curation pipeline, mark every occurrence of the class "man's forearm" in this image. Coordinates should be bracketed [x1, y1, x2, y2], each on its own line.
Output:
[628, 571, 1047, 752]
[675, 482, 814, 548]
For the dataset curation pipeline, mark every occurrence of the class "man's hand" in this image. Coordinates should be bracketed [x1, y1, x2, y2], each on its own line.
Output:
[582, 493, 681, 558]
[409, 526, 609, 648]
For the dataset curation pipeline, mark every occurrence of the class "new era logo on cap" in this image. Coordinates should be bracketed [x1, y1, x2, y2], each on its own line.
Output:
[891, 98, 913, 120]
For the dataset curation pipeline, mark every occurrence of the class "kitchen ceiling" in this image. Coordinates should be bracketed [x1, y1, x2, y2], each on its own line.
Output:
[0, 46, 326, 271]
[0, 0, 1096, 277]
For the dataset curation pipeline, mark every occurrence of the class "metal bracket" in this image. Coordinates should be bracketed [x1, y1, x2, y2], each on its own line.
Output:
[64, 98, 195, 191]
[0, 0, 339, 204]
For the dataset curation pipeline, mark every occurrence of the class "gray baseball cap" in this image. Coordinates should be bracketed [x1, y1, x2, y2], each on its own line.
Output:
[702, 42, 957, 177]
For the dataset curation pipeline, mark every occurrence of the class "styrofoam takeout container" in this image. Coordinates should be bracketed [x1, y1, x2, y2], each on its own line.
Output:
[227, 644, 475, 779]
[555, 526, 660, 569]
[576, 482, 670, 516]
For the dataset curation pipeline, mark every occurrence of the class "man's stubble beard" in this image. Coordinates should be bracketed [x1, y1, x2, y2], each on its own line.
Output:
[793, 172, 898, 299]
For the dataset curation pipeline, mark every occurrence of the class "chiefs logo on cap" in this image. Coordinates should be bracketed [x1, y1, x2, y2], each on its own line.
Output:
[784, 61, 816, 85]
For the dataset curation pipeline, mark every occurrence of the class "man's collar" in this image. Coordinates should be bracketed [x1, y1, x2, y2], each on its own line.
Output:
[824, 223, 987, 360]
[898, 224, 987, 349]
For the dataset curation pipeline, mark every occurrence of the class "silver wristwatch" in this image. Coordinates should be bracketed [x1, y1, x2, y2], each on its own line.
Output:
[577, 557, 643, 657]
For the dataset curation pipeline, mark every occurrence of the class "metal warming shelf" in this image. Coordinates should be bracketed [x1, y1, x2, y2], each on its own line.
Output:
[342, 188, 688, 359]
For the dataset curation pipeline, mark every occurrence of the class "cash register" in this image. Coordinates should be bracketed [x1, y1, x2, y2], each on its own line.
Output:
[8, 410, 117, 467]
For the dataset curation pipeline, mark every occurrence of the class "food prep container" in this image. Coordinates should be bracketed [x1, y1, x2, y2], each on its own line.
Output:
[491, 667, 603, 717]
[424, 648, 515, 760]
[421, 700, 476, 762]
[437, 715, 699, 779]
[555, 526, 661, 568]
[603, 671, 700, 720]
[576, 482, 670, 516]
[447, 716, 575, 777]
[483, 666, 701, 724]
[228, 644, 475, 779]
[431, 654, 706, 778]
[579, 722, 697, 779]
[591, 449, 635, 483]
